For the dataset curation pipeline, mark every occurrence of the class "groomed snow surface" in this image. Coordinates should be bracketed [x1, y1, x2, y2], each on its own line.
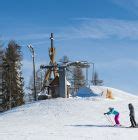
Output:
[0, 86, 138, 140]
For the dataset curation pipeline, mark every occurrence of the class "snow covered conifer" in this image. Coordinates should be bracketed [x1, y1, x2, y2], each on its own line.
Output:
[2, 41, 24, 109]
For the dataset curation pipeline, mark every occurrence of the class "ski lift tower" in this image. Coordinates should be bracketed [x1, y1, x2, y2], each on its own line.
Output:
[40, 33, 90, 98]
[41, 61, 90, 98]
[58, 61, 90, 97]
[40, 64, 68, 98]
[41, 33, 58, 90]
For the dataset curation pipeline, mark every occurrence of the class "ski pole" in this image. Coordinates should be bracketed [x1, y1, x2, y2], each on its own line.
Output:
[104, 114, 111, 124]
[104, 114, 114, 125]
[107, 115, 114, 125]
[105, 114, 113, 125]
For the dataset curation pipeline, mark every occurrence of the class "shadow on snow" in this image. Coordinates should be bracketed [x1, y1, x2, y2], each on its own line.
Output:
[66, 124, 129, 128]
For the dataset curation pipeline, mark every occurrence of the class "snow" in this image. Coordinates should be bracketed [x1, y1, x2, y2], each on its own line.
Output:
[0, 86, 138, 140]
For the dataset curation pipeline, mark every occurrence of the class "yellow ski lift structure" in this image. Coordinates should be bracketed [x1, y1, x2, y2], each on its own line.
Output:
[41, 33, 58, 90]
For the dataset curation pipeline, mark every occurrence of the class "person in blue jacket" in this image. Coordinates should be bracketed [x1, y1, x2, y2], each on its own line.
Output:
[104, 107, 120, 126]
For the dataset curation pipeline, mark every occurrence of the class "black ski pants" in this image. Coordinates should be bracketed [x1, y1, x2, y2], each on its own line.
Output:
[130, 116, 137, 127]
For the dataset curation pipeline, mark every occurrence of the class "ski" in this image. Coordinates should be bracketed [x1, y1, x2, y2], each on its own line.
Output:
[105, 125, 138, 128]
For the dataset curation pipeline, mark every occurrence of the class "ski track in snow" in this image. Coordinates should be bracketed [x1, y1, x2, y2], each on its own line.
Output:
[0, 86, 138, 140]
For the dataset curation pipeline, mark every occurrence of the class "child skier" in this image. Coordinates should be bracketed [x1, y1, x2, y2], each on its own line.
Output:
[104, 107, 120, 126]
[128, 103, 137, 127]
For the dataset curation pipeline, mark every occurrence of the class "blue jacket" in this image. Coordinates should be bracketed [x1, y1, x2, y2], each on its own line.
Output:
[106, 108, 119, 116]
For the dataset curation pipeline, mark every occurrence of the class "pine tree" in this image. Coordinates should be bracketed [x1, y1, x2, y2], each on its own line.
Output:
[2, 41, 24, 109]
[73, 66, 85, 92]
[0, 41, 5, 111]
[0, 42, 3, 95]
[92, 71, 103, 86]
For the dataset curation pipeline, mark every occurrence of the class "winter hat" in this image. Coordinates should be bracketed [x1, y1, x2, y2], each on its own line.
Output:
[128, 103, 133, 108]
[108, 107, 114, 110]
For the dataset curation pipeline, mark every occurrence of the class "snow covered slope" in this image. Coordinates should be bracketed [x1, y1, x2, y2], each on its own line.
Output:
[91, 86, 138, 100]
[0, 86, 138, 140]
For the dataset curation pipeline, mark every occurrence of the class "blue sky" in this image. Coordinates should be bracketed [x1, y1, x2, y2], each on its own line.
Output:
[1, 0, 138, 95]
